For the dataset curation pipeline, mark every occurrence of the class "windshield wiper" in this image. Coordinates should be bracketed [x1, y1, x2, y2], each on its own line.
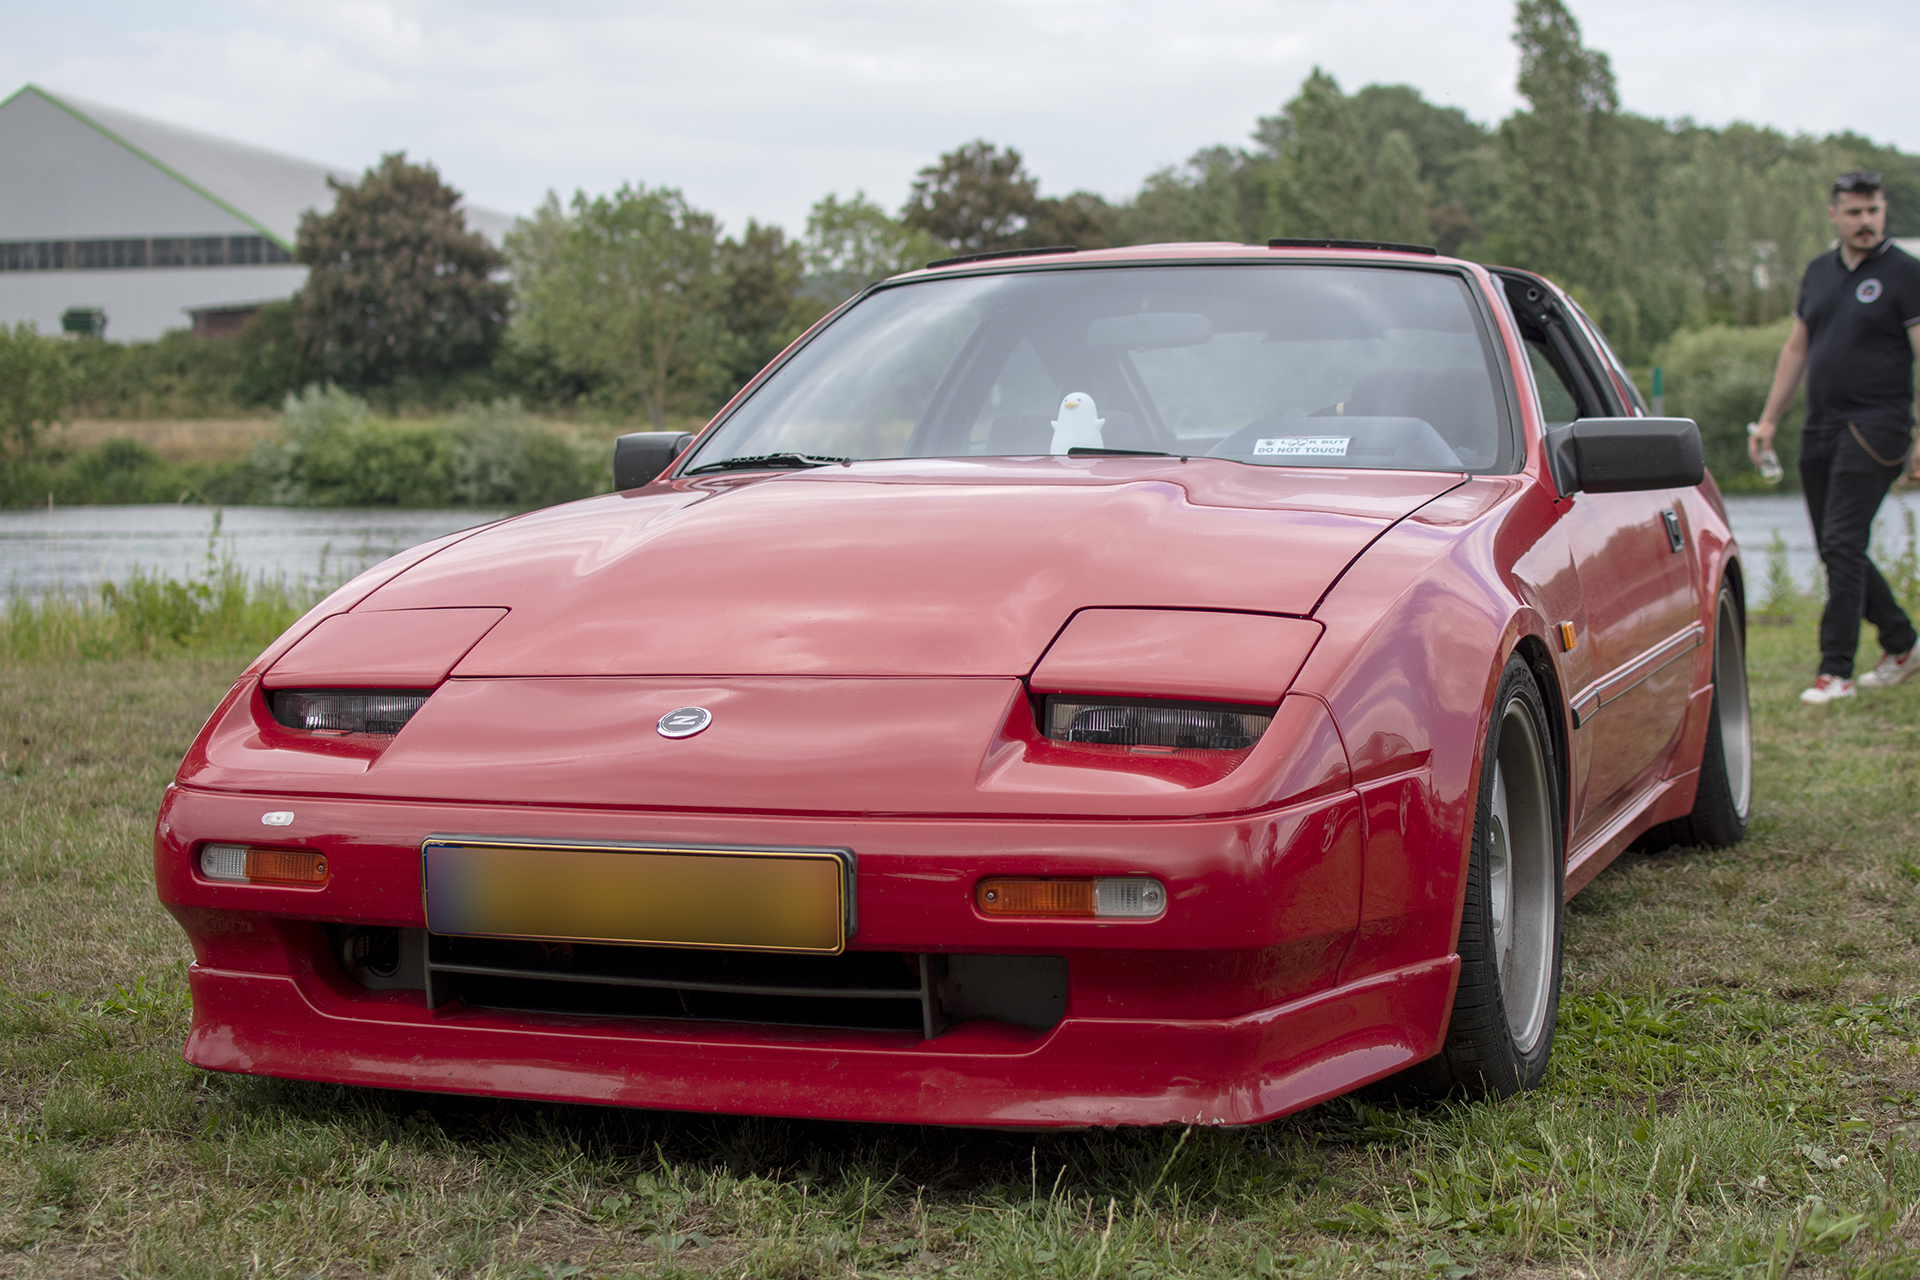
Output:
[1067, 446, 1177, 458]
[685, 452, 852, 475]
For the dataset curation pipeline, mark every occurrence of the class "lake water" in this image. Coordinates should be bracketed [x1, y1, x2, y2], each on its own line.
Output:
[1722, 490, 1920, 592]
[0, 492, 1914, 599]
[0, 504, 506, 598]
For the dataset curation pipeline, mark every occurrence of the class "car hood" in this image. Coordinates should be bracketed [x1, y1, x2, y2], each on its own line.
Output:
[358, 458, 1465, 678]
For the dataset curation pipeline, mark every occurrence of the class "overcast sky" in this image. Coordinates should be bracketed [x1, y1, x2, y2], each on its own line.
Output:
[5, 0, 1917, 236]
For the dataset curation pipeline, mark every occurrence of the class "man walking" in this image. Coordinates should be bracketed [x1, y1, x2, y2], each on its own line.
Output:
[1750, 171, 1920, 704]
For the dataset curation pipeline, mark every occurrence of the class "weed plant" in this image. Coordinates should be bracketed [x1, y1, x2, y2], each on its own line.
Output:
[0, 525, 319, 663]
[6, 591, 1920, 1275]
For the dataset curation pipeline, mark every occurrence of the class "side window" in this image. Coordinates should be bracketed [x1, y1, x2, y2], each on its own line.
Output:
[1525, 342, 1583, 426]
[1568, 300, 1649, 414]
[1499, 271, 1615, 425]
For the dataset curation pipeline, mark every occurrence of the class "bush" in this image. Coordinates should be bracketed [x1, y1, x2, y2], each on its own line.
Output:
[66, 330, 252, 417]
[247, 385, 604, 510]
[447, 398, 603, 509]
[1652, 320, 1801, 492]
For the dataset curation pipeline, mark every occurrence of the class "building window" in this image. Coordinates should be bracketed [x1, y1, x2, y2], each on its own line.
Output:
[1, 241, 70, 271]
[73, 239, 150, 269]
[0, 235, 294, 271]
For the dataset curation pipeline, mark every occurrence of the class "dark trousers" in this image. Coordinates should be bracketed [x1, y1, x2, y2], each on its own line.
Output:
[1800, 423, 1917, 677]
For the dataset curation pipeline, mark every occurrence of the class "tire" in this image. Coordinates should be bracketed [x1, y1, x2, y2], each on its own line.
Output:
[1408, 654, 1566, 1099]
[1664, 581, 1752, 849]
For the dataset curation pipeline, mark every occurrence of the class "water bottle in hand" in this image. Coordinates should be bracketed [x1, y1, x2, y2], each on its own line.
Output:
[1747, 423, 1784, 484]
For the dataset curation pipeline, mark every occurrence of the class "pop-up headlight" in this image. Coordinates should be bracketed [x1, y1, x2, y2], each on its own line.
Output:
[1044, 697, 1272, 750]
[270, 689, 432, 736]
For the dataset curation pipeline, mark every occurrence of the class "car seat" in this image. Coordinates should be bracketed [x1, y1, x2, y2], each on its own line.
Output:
[1342, 369, 1496, 461]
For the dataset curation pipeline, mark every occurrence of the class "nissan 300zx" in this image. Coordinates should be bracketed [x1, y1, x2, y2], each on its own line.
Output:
[154, 240, 1750, 1126]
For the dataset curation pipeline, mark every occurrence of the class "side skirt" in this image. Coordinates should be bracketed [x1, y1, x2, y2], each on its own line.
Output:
[1563, 770, 1698, 898]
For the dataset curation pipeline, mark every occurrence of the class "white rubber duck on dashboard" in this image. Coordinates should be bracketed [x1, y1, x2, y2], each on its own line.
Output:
[1050, 392, 1105, 454]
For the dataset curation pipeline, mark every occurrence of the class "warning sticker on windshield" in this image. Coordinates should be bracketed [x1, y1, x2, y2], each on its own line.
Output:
[1253, 436, 1350, 458]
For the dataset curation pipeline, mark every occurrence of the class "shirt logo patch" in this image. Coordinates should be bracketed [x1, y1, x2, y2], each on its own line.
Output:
[1857, 278, 1883, 303]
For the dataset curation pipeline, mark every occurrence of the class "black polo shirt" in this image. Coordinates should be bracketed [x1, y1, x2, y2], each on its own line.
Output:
[1795, 237, 1920, 431]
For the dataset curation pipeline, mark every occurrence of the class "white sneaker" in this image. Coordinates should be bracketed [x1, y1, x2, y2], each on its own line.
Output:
[1857, 647, 1919, 688]
[1800, 674, 1857, 704]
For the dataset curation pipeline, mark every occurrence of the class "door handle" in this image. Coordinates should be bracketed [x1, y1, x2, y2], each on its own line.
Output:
[1661, 509, 1684, 553]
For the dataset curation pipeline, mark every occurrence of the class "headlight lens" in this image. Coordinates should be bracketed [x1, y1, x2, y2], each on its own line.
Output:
[270, 689, 432, 736]
[1044, 697, 1272, 750]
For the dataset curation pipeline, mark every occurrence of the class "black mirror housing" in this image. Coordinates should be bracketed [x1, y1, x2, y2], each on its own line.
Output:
[1545, 417, 1704, 495]
[614, 432, 696, 490]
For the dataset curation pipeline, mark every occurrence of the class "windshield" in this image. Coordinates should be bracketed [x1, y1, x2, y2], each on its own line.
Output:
[684, 264, 1513, 474]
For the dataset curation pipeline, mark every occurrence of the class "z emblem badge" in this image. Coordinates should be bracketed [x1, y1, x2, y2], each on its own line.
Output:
[657, 706, 713, 738]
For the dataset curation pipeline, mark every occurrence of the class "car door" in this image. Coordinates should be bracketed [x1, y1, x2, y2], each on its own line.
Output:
[1500, 274, 1698, 844]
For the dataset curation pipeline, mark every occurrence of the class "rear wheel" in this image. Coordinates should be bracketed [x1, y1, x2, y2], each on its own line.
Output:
[1667, 581, 1752, 848]
[1417, 654, 1566, 1098]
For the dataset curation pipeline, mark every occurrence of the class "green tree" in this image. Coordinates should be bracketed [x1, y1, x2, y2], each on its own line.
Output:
[802, 191, 942, 305]
[1024, 191, 1119, 250]
[294, 153, 509, 389]
[507, 184, 724, 428]
[1260, 69, 1432, 245]
[1122, 146, 1265, 245]
[1350, 84, 1499, 254]
[232, 301, 319, 407]
[903, 141, 1040, 253]
[0, 323, 76, 460]
[719, 220, 809, 388]
[1496, 0, 1621, 289]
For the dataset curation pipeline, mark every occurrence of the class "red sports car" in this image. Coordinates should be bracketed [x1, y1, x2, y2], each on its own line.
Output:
[155, 240, 1749, 1126]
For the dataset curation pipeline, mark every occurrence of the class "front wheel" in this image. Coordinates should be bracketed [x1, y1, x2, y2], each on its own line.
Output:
[1420, 654, 1566, 1098]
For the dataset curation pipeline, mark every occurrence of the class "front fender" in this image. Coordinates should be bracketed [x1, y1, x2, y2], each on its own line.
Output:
[1294, 478, 1557, 984]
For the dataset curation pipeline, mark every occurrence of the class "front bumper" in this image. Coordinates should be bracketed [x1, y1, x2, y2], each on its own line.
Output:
[157, 784, 1457, 1127]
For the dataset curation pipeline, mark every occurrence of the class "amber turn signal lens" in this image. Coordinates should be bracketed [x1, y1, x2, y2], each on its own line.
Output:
[976, 877, 1167, 919]
[978, 878, 1097, 917]
[248, 848, 329, 884]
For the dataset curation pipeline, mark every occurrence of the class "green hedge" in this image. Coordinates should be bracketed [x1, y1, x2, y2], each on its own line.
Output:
[1, 389, 610, 511]
[1650, 320, 1803, 493]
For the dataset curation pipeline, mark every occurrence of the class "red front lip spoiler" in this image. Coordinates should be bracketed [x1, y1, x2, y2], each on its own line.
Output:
[156, 762, 1463, 1126]
[184, 956, 1457, 1127]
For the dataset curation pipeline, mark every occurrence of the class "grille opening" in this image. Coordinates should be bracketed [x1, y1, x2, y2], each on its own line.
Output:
[430, 934, 928, 1033]
[328, 928, 1066, 1038]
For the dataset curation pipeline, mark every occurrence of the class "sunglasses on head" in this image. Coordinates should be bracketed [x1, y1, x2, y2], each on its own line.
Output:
[1832, 170, 1883, 197]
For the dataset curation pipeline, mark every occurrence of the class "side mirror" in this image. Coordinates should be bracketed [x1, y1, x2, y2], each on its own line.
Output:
[614, 431, 696, 490]
[1545, 417, 1704, 495]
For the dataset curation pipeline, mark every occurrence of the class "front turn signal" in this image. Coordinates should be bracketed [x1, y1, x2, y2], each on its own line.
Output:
[199, 843, 330, 886]
[976, 877, 1166, 919]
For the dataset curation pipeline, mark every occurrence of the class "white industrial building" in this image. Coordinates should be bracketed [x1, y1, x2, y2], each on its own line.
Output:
[0, 84, 513, 342]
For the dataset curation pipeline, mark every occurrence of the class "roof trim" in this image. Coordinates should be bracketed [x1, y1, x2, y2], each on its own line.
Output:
[13, 84, 300, 251]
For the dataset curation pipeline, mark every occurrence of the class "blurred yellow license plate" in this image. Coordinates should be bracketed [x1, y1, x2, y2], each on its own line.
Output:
[422, 837, 851, 954]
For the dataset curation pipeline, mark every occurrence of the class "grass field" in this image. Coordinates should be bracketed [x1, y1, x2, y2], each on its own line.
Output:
[4, 609, 1920, 1277]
